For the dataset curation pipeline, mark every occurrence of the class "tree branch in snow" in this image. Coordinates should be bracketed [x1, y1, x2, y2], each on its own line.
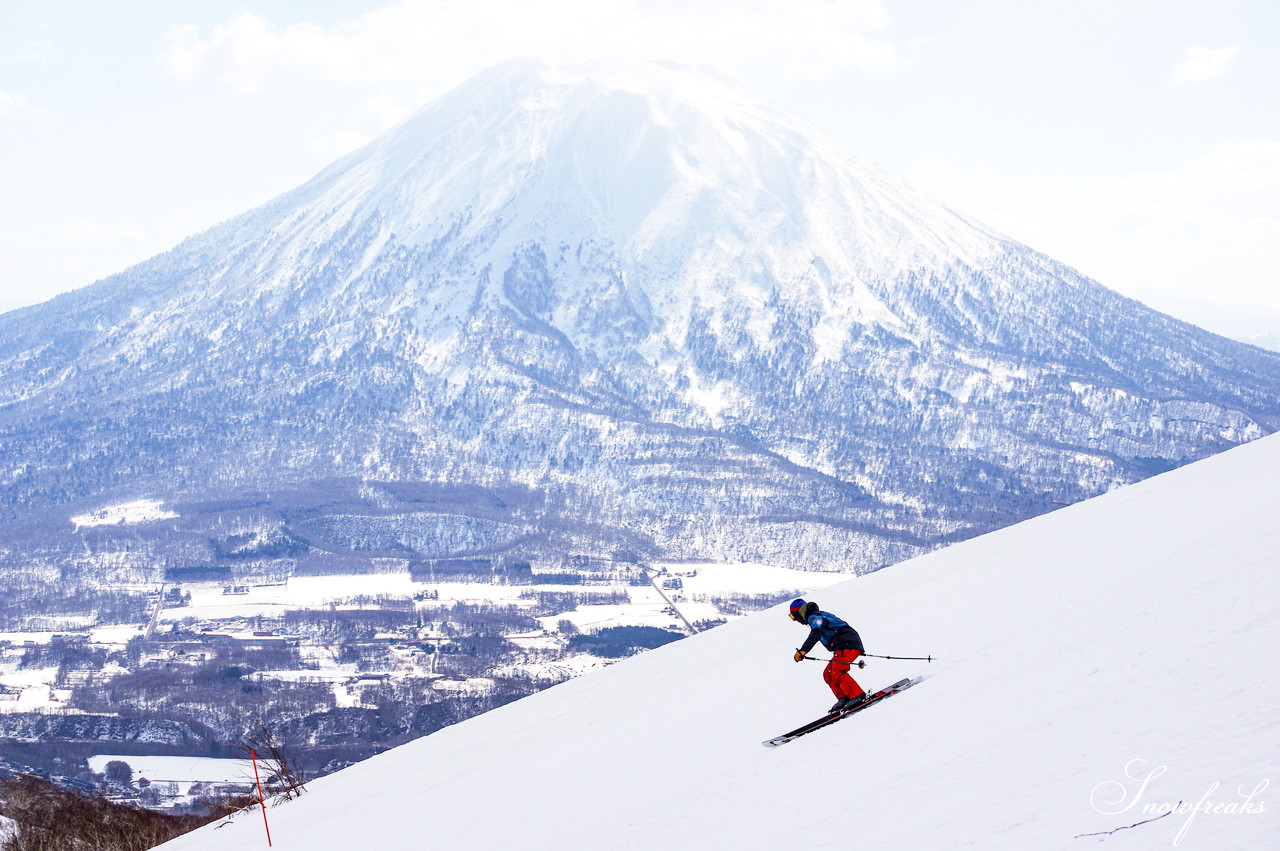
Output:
[1074, 801, 1182, 839]
[234, 719, 308, 803]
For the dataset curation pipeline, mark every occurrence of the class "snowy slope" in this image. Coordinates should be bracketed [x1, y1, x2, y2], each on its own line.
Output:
[161, 433, 1279, 850]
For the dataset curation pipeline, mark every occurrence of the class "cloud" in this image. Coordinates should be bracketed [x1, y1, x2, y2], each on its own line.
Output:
[0, 220, 159, 307]
[1, 38, 56, 63]
[997, 140, 1280, 200]
[1171, 45, 1240, 83]
[1120, 138, 1280, 196]
[0, 219, 156, 263]
[0, 89, 36, 119]
[982, 139, 1280, 320]
[157, 0, 904, 95]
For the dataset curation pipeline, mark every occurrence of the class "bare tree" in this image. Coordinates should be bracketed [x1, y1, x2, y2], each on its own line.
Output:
[0, 774, 215, 850]
[234, 719, 307, 802]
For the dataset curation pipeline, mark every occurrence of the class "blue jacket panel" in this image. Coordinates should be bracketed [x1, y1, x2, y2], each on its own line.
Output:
[799, 611, 864, 654]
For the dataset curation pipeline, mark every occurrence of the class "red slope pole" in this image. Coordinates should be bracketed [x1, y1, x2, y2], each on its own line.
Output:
[250, 748, 273, 847]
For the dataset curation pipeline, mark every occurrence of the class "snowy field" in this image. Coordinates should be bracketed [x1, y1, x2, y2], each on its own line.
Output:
[162, 434, 1279, 850]
[156, 561, 827, 628]
[0, 662, 64, 713]
[0, 559, 827, 716]
[87, 755, 251, 786]
[655, 561, 846, 597]
[70, 499, 178, 530]
[87, 754, 256, 811]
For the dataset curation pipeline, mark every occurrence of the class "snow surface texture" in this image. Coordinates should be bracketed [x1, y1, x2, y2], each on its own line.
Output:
[160, 433, 1279, 850]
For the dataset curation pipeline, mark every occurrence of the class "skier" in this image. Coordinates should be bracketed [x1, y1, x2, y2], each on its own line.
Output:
[789, 598, 867, 713]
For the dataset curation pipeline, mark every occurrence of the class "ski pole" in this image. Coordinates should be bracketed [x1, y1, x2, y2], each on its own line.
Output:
[798, 654, 867, 668]
[800, 653, 934, 664]
[863, 653, 934, 662]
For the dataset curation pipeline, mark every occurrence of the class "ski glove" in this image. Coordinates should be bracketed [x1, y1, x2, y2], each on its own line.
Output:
[793, 650, 806, 662]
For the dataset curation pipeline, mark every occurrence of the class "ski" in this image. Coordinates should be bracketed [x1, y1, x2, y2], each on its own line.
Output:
[761, 676, 922, 748]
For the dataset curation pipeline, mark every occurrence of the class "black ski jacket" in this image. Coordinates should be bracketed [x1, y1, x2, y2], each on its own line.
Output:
[799, 611, 864, 654]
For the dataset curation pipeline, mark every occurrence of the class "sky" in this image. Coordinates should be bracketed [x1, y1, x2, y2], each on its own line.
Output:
[1, 0, 1277, 344]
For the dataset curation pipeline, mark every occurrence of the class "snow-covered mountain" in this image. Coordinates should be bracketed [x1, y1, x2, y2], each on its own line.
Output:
[158, 431, 1280, 850]
[1, 59, 1278, 576]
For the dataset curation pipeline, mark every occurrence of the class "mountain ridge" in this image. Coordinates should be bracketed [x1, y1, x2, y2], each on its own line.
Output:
[0, 58, 1277, 577]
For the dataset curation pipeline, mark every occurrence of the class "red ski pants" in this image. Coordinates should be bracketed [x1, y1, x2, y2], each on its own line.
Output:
[823, 648, 865, 700]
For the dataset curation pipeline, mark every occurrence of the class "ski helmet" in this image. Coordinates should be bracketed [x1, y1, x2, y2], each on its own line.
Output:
[789, 599, 807, 622]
